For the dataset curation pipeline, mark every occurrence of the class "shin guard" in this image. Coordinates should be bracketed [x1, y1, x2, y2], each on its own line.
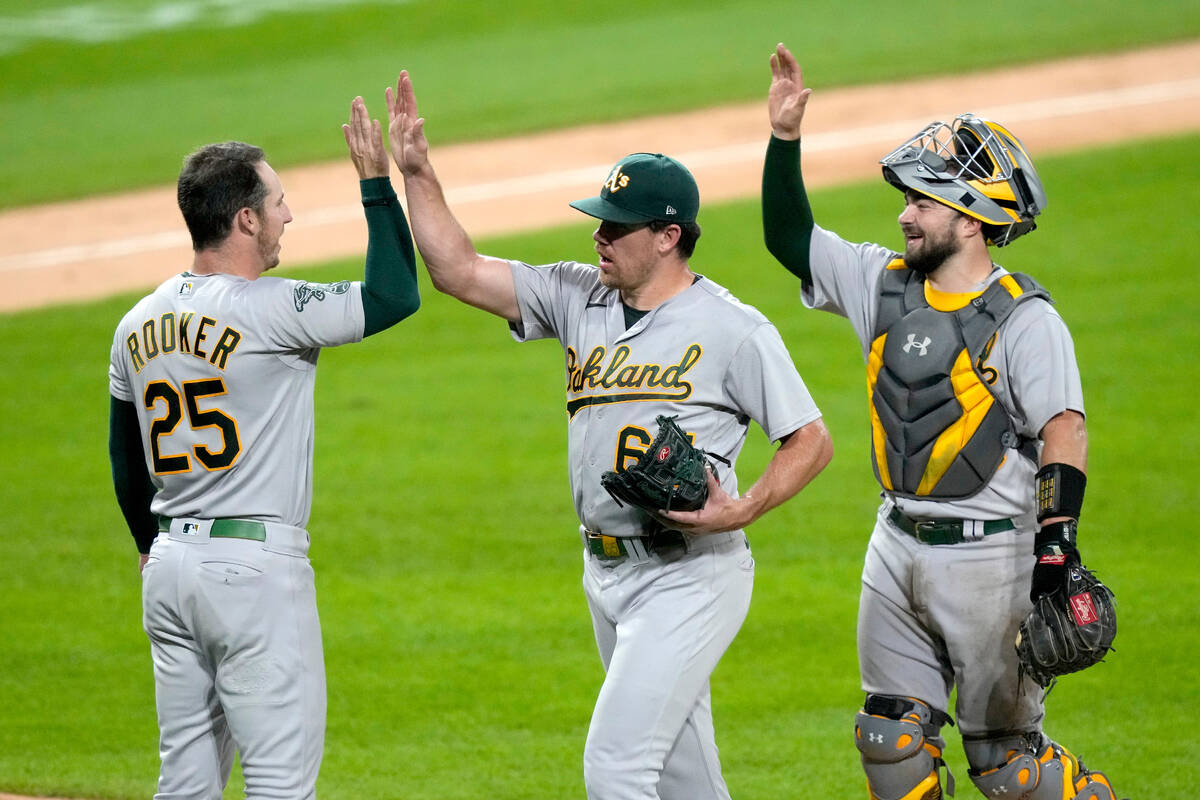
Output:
[854, 695, 954, 799]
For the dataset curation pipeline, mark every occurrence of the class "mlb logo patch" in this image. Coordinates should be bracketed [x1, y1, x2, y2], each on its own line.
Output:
[1069, 592, 1099, 626]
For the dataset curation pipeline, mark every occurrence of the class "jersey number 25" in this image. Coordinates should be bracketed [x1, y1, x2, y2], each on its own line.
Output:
[144, 378, 241, 474]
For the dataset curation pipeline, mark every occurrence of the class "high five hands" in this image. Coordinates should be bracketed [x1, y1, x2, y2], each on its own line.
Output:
[386, 70, 429, 177]
[768, 43, 810, 141]
[342, 70, 431, 180]
[342, 96, 389, 180]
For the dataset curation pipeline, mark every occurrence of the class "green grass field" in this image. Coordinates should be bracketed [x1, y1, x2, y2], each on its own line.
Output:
[1, 132, 1198, 797]
[2, 0, 1199, 207]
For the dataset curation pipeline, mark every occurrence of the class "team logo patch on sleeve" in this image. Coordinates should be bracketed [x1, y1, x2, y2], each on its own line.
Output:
[293, 280, 350, 311]
[657, 445, 672, 462]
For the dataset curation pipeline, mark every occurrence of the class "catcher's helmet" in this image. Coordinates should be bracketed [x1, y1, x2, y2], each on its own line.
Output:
[880, 114, 1047, 246]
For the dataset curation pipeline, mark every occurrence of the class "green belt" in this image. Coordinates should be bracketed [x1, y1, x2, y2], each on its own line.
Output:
[585, 530, 686, 561]
[887, 507, 1015, 545]
[158, 517, 267, 542]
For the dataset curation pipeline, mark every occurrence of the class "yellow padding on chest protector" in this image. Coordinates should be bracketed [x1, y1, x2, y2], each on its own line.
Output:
[914, 348, 995, 496]
[866, 334, 893, 491]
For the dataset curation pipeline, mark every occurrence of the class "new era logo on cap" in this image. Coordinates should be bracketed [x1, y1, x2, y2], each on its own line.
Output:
[570, 153, 699, 224]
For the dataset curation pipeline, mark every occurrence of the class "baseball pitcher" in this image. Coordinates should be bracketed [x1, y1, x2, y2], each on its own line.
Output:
[761, 43, 1122, 800]
[387, 70, 833, 800]
[108, 98, 419, 797]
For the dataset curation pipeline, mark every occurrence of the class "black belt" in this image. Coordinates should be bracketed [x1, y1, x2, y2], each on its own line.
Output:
[158, 517, 267, 542]
[887, 507, 1014, 545]
[585, 530, 686, 561]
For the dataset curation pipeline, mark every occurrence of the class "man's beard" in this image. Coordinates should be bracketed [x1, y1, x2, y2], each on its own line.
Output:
[905, 227, 959, 275]
[257, 229, 280, 270]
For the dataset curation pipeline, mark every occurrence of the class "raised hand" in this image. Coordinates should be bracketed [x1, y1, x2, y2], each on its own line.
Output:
[342, 96, 388, 180]
[768, 43, 811, 141]
[386, 70, 429, 176]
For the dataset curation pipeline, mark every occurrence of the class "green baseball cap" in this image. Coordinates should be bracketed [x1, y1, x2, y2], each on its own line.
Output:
[570, 153, 699, 224]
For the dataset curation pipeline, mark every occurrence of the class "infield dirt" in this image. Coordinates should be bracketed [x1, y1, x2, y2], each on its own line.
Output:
[2, 40, 1198, 314]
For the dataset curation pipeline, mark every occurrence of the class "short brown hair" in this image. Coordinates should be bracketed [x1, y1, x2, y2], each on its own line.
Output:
[177, 142, 268, 251]
[648, 219, 702, 259]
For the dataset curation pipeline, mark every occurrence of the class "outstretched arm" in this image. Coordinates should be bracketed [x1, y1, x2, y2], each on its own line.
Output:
[660, 418, 833, 534]
[342, 95, 421, 336]
[388, 71, 520, 321]
[763, 43, 816, 283]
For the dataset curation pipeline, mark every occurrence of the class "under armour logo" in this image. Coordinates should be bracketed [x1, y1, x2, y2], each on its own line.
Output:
[867, 733, 884, 743]
[903, 333, 932, 356]
[992, 786, 1006, 796]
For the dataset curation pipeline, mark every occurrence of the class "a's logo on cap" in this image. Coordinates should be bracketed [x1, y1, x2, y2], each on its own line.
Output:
[604, 167, 631, 194]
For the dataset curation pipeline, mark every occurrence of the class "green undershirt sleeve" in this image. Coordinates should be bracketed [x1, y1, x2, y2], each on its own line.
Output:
[762, 135, 814, 284]
[108, 395, 159, 554]
[359, 176, 421, 337]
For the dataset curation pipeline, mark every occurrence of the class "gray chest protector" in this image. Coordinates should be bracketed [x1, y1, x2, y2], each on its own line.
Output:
[866, 262, 1049, 500]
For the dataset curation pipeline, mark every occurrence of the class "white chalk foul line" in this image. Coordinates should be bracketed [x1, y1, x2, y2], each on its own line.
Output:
[3, 77, 1199, 274]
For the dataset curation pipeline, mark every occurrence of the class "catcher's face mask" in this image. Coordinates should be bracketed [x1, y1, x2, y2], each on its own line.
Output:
[880, 114, 1047, 247]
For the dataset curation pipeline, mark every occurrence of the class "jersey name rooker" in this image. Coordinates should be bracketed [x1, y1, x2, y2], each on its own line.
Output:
[125, 311, 242, 373]
[565, 343, 702, 417]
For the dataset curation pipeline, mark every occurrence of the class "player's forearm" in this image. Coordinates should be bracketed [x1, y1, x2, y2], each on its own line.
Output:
[400, 163, 521, 320]
[401, 164, 484, 295]
[108, 396, 159, 554]
[740, 417, 833, 524]
[1039, 411, 1087, 473]
[1037, 410, 1088, 525]
[360, 177, 421, 337]
[762, 135, 814, 283]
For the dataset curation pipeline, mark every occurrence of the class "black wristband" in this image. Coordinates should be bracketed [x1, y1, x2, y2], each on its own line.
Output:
[1035, 462, 1086, 522]
[1034, 519, 1079, 555]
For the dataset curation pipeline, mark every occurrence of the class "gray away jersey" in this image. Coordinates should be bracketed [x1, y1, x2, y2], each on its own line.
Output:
[509, 260, 822, 537]
[108, 272, 365, 527]
[804, 225, 1084, 524]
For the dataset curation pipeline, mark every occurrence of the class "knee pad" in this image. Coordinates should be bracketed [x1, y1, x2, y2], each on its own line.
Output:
[965, 734, 1117, 800]
[854, 695, 953, 800]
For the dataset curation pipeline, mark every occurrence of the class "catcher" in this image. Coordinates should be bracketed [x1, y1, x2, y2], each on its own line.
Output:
[762, 43, 1121, 799]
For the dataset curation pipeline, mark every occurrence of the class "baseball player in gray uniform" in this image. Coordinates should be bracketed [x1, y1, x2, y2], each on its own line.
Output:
[385, 71, 832, 799]
[108, 97, 419, 798]
[761, 44, 1122, 799]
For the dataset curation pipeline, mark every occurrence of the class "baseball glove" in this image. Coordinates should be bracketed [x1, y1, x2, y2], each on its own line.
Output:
[1015, 562, 1117, 689]
[600, 415, 720, 514]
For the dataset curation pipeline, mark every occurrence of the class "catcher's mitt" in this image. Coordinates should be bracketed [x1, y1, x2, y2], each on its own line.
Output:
[1015, 563, 1116, 689]
[600, 415, 720, 514]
